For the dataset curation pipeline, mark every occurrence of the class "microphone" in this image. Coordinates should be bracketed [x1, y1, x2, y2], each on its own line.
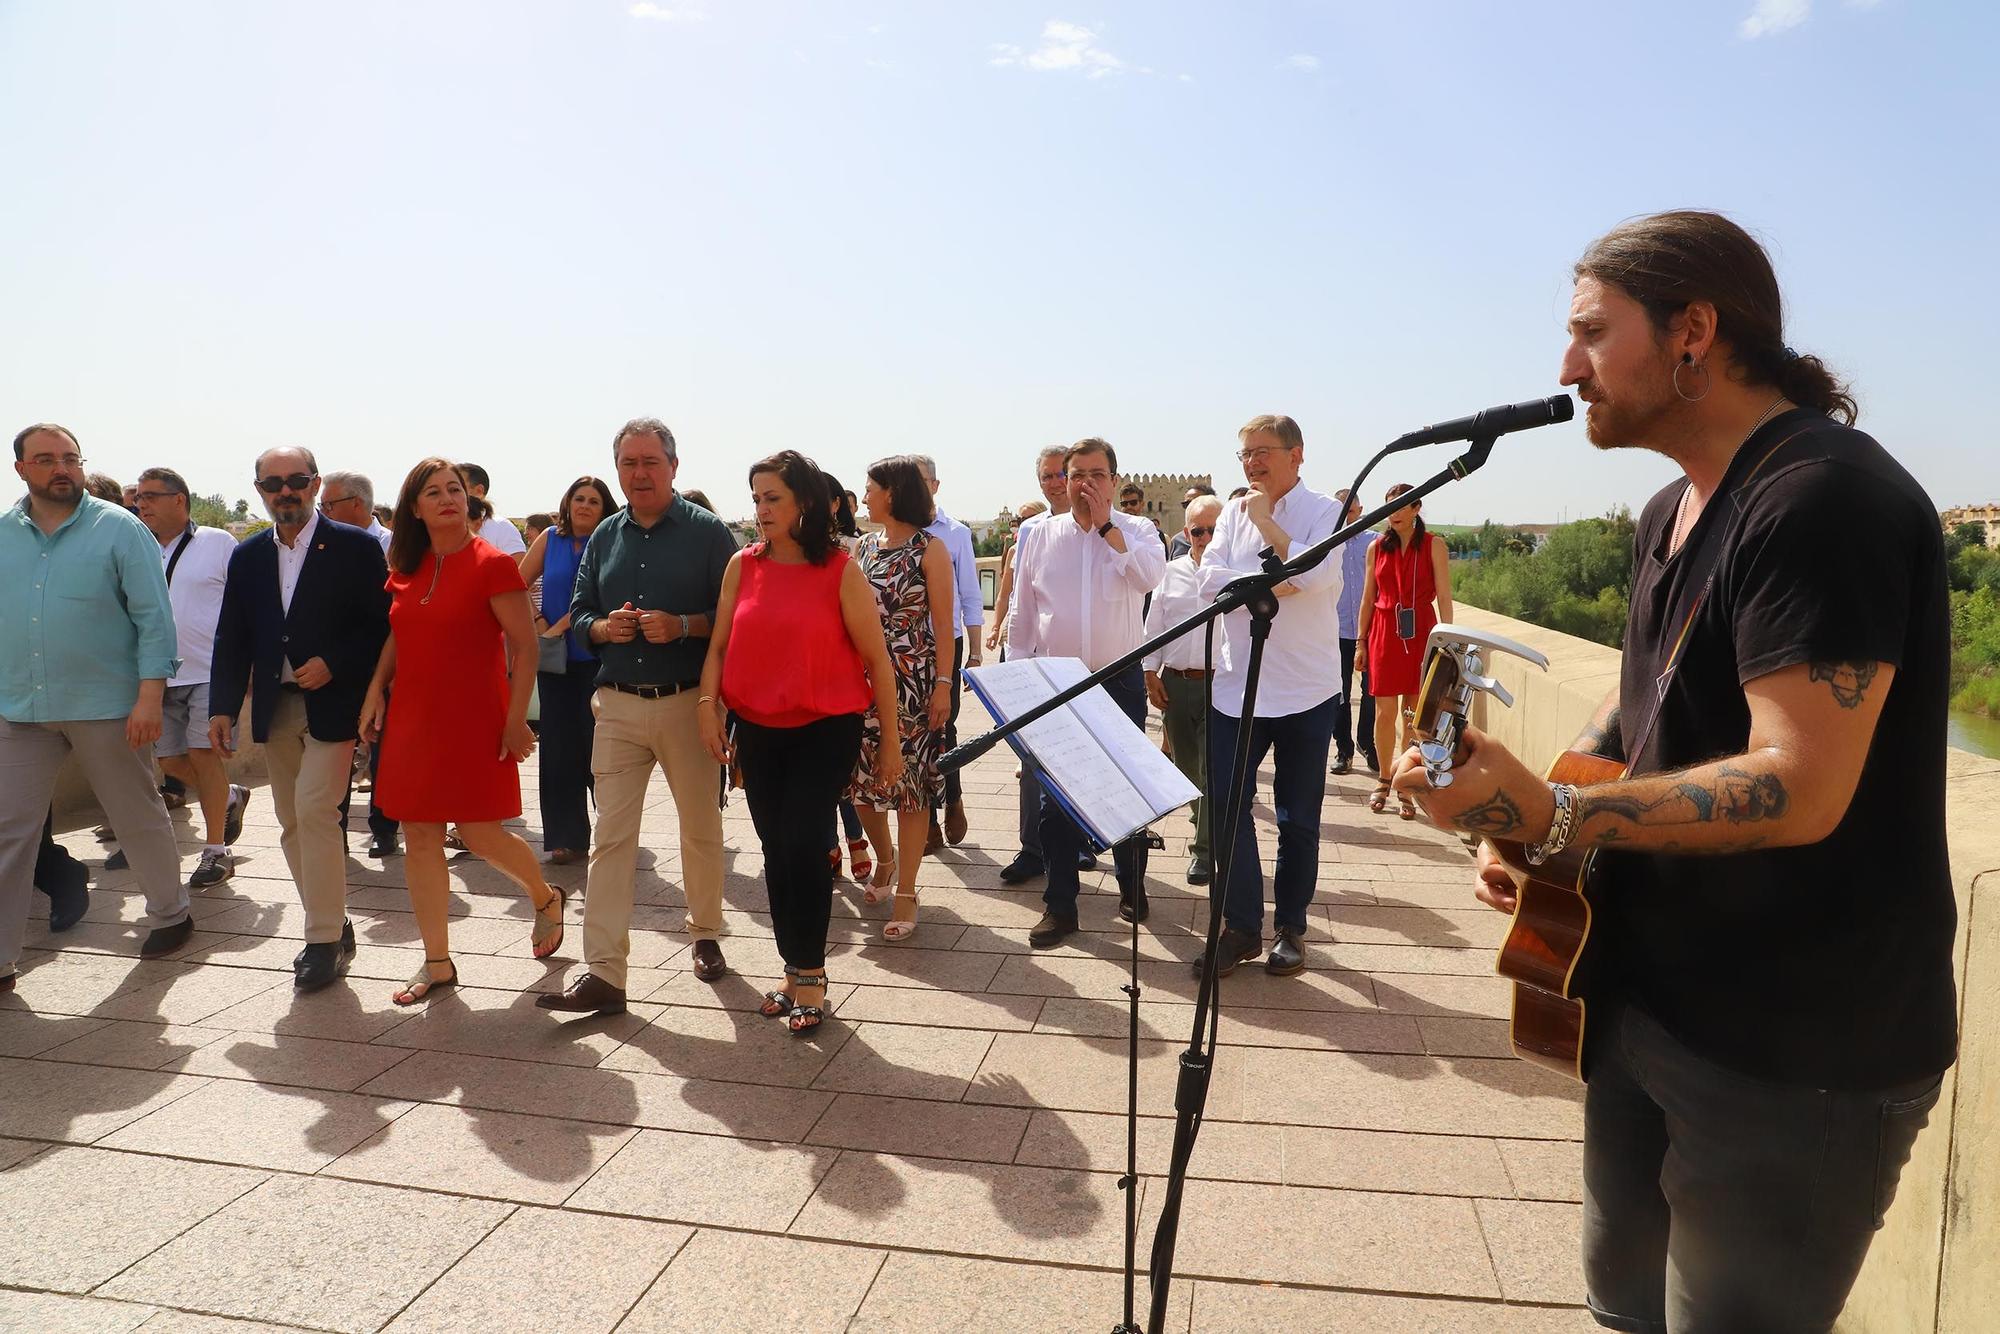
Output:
[1389, 394, 1575, 451]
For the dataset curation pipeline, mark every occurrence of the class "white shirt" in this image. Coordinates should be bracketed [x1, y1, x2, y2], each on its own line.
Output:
[159, 524, 237, 686]
[475, 515, 526, 557]
[364, 518, 392, 554]
[1196, 482, 1345, 718]
[1007, 509, 1167, 671]
[274, 510, 320, 683]
[1142, 554, 1210, 674]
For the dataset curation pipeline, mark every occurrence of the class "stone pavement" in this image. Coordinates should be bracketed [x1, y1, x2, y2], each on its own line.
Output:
[2, 699, 1595, 1333]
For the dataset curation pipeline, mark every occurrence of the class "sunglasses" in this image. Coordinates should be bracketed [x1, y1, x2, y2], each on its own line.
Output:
[1186, 526, 1215, 539]
[256, 473, 316, 494]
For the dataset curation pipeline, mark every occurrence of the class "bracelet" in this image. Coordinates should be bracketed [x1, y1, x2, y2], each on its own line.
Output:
[1097, 520, 1114, 538]
[1525, 782, 1578, 866]
[679, 613, 690, 639]
[697, 694, 714, 705]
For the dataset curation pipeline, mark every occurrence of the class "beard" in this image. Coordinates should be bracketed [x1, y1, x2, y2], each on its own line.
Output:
[1582, 362, 1687, 452]
[267, 496, 308, 524]
[27, 474, 81, 508]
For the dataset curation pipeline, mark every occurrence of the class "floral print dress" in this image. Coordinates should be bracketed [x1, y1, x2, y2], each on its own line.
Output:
[850, 530, 944, 813]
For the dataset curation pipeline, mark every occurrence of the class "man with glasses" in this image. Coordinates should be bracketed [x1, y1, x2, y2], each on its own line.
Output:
[911, 455, 983, 851]
[539, 418, 737, 1016]
[208, 447, 389, 990]
[1144, 493, 1223, 885]
[1008, 438, 1168, 943]
[321, 471, 391, 554]
[3, 424, 194, 993]
[1168, 482, 1216, 560]
[133, 467, 249, 888]
[1193, 415, 1345, 979]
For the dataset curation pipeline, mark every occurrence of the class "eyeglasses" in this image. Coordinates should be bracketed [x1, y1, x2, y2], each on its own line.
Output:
[1039, 470, 1066, 483]
[256, 473, 315, 494]
[133, 490, 182, 504]
[22, 453, 85, 470]
[1186, 526, 1215, 538]
[320, 494, 361, 509]
[1236, 445, 1290, 464]
[1069, 469, 1113, 485]
[1118, 498, 1145, 510]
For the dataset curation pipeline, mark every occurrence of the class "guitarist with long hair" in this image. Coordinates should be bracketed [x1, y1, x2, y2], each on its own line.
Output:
[1395, 211, 1957, 1334]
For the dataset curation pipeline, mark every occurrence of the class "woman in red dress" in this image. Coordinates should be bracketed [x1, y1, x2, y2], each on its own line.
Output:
[360, 459, 566, 1004]
[1358, 482, 1454, 819]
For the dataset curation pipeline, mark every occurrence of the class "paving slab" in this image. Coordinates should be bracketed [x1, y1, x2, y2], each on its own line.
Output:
[851, 1252, 1196, 1332]
[615, 1229, 883, 1333]
[0, 1056, 211, 1143]
[324, 1100, 636, 1204]
[565, 1127, 839, 1228]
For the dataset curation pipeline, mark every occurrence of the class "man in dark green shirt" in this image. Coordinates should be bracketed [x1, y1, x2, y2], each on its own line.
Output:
[539, 418, 738, 1015]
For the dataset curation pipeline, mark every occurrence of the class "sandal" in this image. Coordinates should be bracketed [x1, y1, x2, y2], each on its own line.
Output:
[393, 957, 457, 1006]
[1398, 793, 1418, 821]
[760, 966, 812, 1019]
[531, 887, 567, 959]
[787, 971, 828, 1036]
[863, 860, 894, 906]
[1368, 783, 1391, 814]
[847, 838, 873, 883]
[882, 888, 919, 943]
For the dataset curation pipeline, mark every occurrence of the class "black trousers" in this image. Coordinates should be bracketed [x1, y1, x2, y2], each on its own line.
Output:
[1333, 636, 1375, 763]
[940, 635, 965, 808]
[736, 712, 863, 971]
[35, 809, 87, 897]
[1582, 1002, 1941, 1334]
[1036, 664, 1149, 915]
[537, 660, 599, 852]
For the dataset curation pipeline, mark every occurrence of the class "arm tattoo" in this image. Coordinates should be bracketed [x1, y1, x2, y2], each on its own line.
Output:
[1575, 706, 1624, 761]
[1577, 762, 1790, 838]
[1808, 660, 1879, 710]
[1453, 787, 1525, 837]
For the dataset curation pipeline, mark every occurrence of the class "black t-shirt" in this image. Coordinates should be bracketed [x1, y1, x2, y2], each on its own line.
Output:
[1592, 409, 1958, 1090]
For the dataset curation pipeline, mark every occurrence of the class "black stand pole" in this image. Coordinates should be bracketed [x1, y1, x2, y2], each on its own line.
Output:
[941, 433, 1500, 1334]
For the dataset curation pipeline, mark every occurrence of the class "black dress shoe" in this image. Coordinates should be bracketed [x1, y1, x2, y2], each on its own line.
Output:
[534, 972, 628, 1014]
[340, 918, 357, 958]
[293, 940, 349, 991]
[690, 939, 728, 982]
[45, 878, 89, 933]
[0, 972, 14, 993]
[1028, 911, 1079, 949]
[1117, 885, 1150, 924]
[1331, 756, 1353, 776]
[104, 848, 129, 871]
[140, 916, 195, 957]
[1076, 849, 1099, 872]
[998, 854, 1045, 885]
[1186, 858, 1211, 886]
[1190, 926, 1262, 978]
[1267, 926, 1307, 976]
[368, 833, 401, 859]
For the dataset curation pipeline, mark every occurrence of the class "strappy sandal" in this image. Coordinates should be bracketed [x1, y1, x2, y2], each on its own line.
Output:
[863, 860, 894, 906]
[531, 887, 567, 959]
[1368, 783, 1391, 814]
[847, 838, 873, 882]
[393, 957, 457, 1006]
[882, 888, 919, 943]
[760, 966, 811, 1019]
[787, 972, 828, 1036]
[1398, 792, 1418, 821]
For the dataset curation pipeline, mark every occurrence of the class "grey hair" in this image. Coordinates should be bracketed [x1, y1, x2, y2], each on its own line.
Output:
[613, 417, 678, 463]
[253, 445, 319, 478]
[136, 466, 190, 497]
[1034, 445, 1066, 471]
[910, 454, 938, 484]
[321, 470, 374, 510]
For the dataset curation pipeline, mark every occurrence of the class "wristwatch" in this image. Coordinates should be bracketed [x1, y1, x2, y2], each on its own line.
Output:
[1097, 520, 1114, 538]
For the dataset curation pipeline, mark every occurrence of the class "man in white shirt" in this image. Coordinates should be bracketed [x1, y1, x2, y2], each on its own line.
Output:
[320, 470, 392, 554]
[133, 468, 249, 889]
[996, 446, 1078, 885]
[462, 462, 527, 559]
[1144, 493, 1222, 886]
[1194, 414, 1345, 978]
[1008, 438, 1168, 944]
[912, 455, 984, 848]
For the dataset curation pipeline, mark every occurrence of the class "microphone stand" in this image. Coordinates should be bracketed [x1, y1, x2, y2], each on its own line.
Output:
[940, 432, 1501, 1334]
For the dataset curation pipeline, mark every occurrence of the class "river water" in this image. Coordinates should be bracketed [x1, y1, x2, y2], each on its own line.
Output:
[1948, 709, 2000, 759]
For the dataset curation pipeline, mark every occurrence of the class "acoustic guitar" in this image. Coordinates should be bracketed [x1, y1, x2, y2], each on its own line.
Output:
[1409, 631, 1622, 1082]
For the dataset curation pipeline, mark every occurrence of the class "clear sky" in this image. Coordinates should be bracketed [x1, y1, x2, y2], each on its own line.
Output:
[3, 0, 1993, 527]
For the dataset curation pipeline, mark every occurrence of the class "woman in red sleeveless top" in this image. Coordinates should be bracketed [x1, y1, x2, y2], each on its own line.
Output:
[698, 451, 902, 1037]
[1358, 482, 1453, 819]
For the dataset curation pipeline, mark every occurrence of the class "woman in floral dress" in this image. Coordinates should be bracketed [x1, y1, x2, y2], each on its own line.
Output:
[849, 455, 955, 941]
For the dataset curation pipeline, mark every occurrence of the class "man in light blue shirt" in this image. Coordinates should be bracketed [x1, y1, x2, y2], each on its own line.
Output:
[1332, 488, 1378, 776]
[2, 424, 194, 992]
[912, 455, 984, 849]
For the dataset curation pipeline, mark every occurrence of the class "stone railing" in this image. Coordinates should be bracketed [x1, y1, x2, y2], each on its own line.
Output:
[1450, 605, 1998, 1333]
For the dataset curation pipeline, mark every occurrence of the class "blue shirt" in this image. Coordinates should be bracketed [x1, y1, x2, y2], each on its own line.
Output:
[926, 507, 983, 638]
[1336, 529, 1378, 640]
[1, 494, 181, 722]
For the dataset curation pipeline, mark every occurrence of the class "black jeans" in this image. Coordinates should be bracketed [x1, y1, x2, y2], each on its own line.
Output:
[941, 635, 965, 808]
[1036, 665, 1149, 916]
[1333, 636, 1375, 764]
[537, 660, 600, 852]
[1583, 1002, 1942, 1334]
[736, 713, 863, 972]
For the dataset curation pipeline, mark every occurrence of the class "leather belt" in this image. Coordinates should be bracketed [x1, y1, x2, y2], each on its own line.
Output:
[1163, 667, 1211, 680]
[608, 679, 702, 700]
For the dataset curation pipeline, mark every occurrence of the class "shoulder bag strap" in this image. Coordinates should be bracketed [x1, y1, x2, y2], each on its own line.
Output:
[163, 526, 196, 586]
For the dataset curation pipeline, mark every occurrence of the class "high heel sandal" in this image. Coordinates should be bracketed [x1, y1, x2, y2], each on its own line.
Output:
[1398, 792, 1418, 821]
[863, 859, 894, 906]
[787, 972, 828, 1036]
[882, 888, 919, 943]
[531, 887, 567, 959]
[760, 966, 810, 1019]
[1368, 783, 1391, 814]
[847, 838, 873, 882]
[393, 957, 457, 1006]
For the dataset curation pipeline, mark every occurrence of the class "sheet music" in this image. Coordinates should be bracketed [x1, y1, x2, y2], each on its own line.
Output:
[966, 658, 1199, 846]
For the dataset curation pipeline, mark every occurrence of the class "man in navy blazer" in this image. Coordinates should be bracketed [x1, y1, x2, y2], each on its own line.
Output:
[208, 447, 389, 990]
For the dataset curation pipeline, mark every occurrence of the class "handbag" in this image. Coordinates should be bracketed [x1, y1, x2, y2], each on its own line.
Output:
[535, 631, 568, 675]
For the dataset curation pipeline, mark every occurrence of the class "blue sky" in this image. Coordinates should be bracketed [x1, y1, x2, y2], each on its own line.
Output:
[3, 0, 1993, 526]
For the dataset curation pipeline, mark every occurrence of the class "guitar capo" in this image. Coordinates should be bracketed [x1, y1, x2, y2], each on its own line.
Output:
[1410, 623, 1550, 789]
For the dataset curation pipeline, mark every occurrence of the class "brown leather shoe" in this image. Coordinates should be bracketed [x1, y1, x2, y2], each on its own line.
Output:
[925, 818, 945, 854]
[533, 971, 627, 1014]
[690, 938, 727, 982]
[945, 801, 969, 845]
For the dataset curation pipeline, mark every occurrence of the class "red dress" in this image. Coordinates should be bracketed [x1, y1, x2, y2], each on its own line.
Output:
[376, 537, 530, 823]
[1365, 530, 1439, 697]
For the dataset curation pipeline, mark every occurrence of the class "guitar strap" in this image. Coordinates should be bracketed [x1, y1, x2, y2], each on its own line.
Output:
[1619, 425, 1815, 776]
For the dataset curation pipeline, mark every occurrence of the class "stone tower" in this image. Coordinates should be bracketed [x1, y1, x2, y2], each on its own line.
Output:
[1123, 472, 1217, 526]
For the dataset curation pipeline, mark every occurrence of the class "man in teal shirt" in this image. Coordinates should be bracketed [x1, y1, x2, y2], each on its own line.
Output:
[2, 424, 193, 993]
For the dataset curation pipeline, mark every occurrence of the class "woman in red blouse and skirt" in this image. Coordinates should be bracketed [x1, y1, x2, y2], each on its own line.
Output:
[1357, 482, 1453, 819]
[360, 459, 568, 1004]
[698, 451, 902, 1036]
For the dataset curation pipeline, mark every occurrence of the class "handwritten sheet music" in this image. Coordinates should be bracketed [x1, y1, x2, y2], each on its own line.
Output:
[966, 658, 1200, 847]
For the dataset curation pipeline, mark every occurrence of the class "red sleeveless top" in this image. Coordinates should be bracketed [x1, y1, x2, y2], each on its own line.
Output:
[721, 545, 871, 728]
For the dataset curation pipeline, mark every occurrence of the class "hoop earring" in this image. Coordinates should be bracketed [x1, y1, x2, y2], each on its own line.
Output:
[791, 516, 804, 540]
[1672, 357, 1711, 403]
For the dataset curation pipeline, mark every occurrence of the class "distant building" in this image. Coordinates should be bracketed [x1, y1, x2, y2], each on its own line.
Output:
[1125, 472, 1215, 525]
[1942, 503, 2000, 549]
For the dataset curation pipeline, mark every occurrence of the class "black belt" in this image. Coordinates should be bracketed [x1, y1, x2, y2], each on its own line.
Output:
[279, 681, 305, 692]
[607, 679, 702, 700]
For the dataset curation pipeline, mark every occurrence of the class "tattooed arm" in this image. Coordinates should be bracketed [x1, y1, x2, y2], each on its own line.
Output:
[1568, 686, 1624, 763]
